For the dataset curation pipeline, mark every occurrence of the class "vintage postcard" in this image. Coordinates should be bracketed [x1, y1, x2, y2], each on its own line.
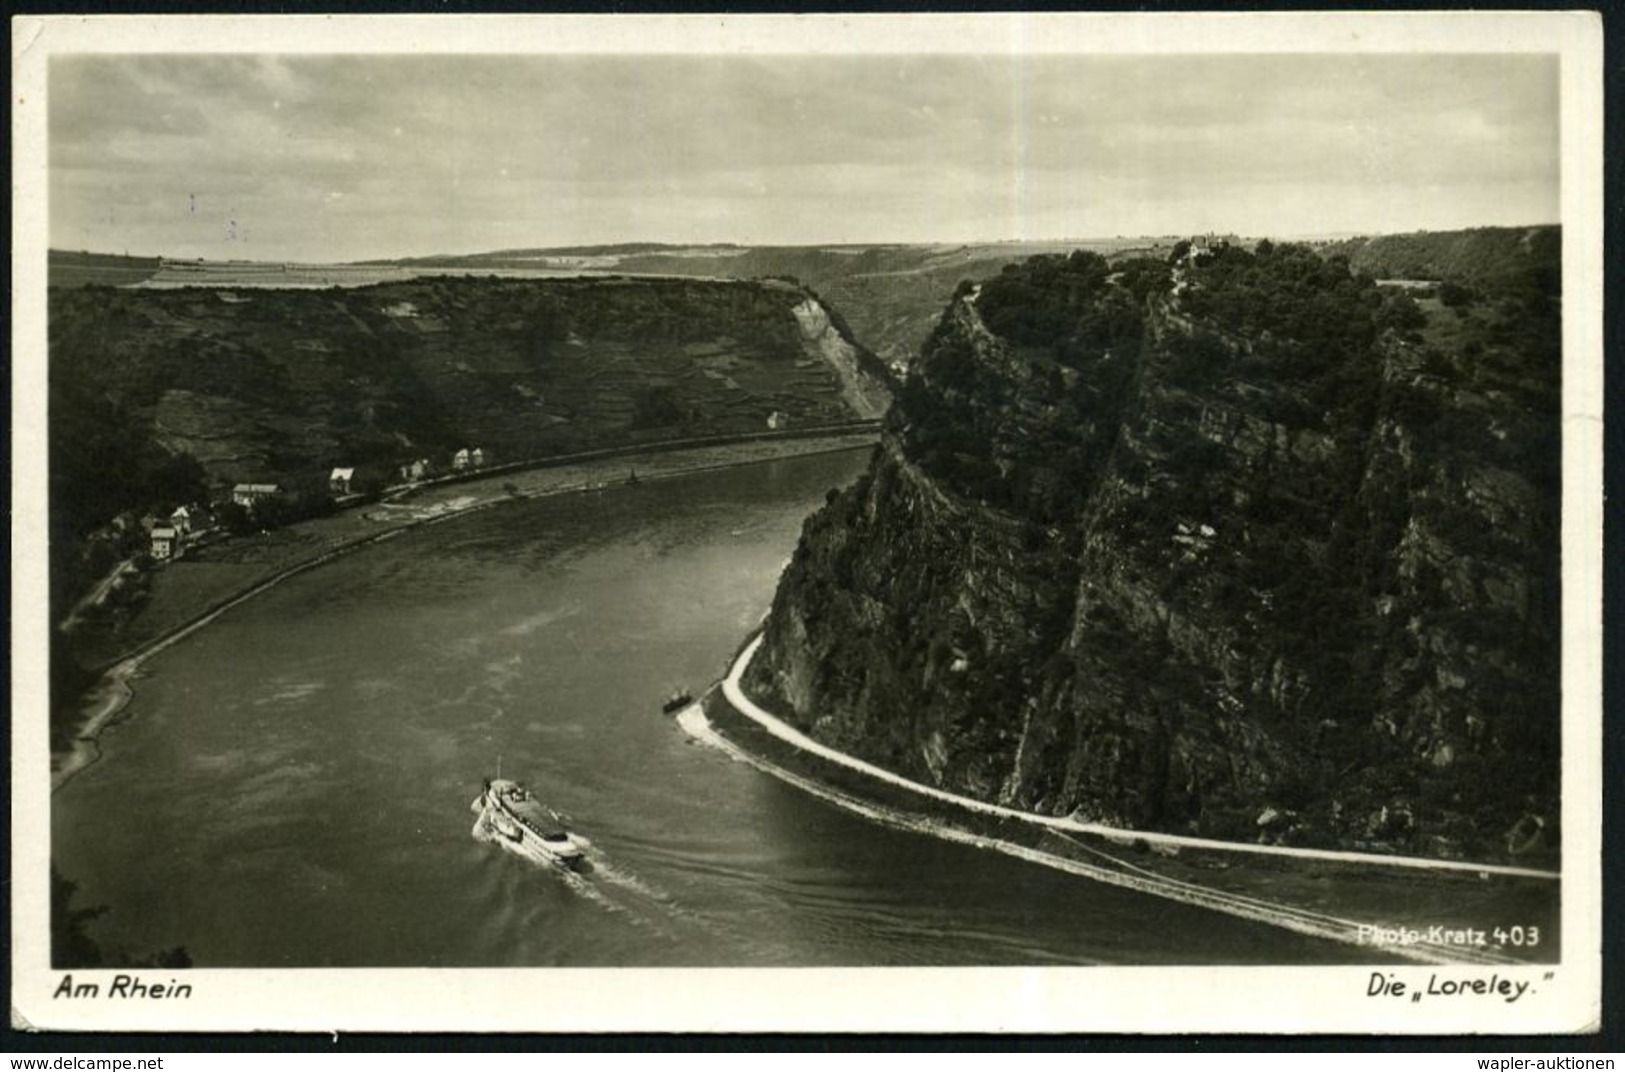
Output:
[9, 11, 1603, 1034]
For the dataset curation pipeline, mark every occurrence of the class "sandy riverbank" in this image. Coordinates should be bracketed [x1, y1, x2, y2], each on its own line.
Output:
[51, 431, 877, 791]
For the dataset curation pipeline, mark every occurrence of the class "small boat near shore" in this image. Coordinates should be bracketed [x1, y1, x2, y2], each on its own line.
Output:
[471, 777, 588, 870]
[661, 689, 694, 714]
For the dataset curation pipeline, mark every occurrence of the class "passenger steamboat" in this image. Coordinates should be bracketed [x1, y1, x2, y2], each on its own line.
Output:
[471, 777, 588, 869]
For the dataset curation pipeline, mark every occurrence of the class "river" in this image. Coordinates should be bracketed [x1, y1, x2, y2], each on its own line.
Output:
[52, 448, 1363, 967]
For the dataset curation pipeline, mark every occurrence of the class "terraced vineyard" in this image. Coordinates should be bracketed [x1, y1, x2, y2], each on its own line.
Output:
[50, 275, 886, 501]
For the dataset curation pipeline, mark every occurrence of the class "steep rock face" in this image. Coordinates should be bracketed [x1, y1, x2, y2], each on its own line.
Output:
[791, 297, 892, 418]
[746, 244, 1559, 863]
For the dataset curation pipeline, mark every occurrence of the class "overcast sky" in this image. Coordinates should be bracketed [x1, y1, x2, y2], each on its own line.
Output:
[49, 53, 1560, 262]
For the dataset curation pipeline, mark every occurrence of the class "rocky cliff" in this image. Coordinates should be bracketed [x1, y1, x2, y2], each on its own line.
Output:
[745, 242, 1560, 864]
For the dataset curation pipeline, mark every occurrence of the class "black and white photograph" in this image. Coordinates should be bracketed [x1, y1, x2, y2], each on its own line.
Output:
[9, 12, 1602, 1034]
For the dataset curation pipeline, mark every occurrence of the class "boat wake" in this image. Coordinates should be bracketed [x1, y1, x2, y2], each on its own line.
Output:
[581, 852, 670, 905]
[471, 813, 721, 943]
[472, 815, 622, 914]
[574, 842, 734, 947]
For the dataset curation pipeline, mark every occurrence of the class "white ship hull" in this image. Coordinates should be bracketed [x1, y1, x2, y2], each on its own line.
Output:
[471, 780, 588, 869]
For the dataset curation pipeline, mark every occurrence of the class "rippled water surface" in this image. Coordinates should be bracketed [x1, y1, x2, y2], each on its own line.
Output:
[53, 450, 1357, 966]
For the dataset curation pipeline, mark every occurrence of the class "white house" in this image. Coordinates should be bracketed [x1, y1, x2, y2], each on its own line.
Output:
[150, 525, 181, 561]
[329, 467, 355, 496]
[453, 448, 471, 471]
[767, 411, 790, 431]
[169, 506, 193, 535]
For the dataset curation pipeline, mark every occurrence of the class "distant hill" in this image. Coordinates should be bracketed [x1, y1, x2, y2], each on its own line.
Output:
[1321, 226, 1559, 295]
[49, 250, 162, 288]
[383, 240, 1170, 372]
[50, 273, 884, 497]
[51, 226, 1558, 378]
[383, 242, 744, 264]
[48, 238, 1177, 375]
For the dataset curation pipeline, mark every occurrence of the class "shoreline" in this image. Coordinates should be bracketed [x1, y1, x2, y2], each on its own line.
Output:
[51, 431, 877, 793]
[683, 629, 1561, 965]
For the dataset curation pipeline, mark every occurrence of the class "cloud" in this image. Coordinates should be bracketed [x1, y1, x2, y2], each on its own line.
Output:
[48, 52, 1560, 260]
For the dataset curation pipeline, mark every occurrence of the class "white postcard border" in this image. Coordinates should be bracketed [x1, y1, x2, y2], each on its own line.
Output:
[10, 11, 1604, 1035]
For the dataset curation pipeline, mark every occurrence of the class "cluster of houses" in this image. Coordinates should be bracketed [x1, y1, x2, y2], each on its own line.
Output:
[146, 447, 497, 562]
[149, 483, 283, 560]
[146, 482, 281, 561]
[397, 447, 490, 484]
[146, 504, 204, 562]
